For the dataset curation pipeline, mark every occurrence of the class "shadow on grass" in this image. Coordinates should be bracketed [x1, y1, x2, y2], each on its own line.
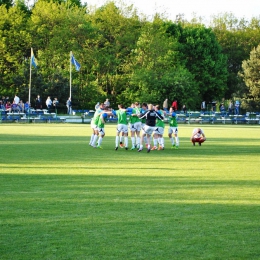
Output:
[1, 173, 260, 259]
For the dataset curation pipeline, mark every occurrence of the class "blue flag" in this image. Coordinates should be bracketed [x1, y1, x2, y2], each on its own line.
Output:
[71, 53, 81, 71]
[31, 48, 38, 68]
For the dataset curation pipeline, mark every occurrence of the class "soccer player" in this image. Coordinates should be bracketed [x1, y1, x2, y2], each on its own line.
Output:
[95, 112, 111, 149]
[113, 104, 129, 150]
[152, 105, 165, 150]
[168, 107, 179, 149]
[89, 103, 105, 147]
[138, 104, 164, 153]
[140, 102, 148, 148]
[129, 102, 142, 150]
[190, 127, 206, 146]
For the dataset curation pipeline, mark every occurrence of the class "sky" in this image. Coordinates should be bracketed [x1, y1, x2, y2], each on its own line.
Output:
[85, 0, 260, 23]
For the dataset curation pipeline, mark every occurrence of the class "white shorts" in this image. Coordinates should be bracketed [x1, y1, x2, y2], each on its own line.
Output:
[168, 127, 178, 135]
[98, 127, 105, 135]
[154, 126, 164, 135]
[129, 122, 142, 132]
[91, 120, 97, 129]
[117, 124, 128, 134]
[143, 125, 156, 135]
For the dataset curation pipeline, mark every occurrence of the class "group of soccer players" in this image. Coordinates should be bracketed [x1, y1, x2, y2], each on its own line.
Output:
[89, 102, 180, 153]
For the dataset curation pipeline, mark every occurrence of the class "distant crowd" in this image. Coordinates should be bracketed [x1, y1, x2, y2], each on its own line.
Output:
[0, 95, 73, 115]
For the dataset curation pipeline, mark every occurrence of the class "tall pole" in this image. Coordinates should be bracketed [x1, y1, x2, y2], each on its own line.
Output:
[70, 51, 72, 99]
[29, 47, 32, 106]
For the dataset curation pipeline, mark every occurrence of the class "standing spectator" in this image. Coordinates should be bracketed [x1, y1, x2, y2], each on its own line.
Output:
[212, 101, 217, 112]
[53, 98, 59, 114]
[95, 102, 100, 110]
[35, 95, 42, 109]
[228, 100, 233, 115]
[235, 101, 240, 115]
[14, 94, 20, 105]
[201, 101, 206, 112]
[163, 98, 168, 111]
[46, 96, 52, 113]
[66, 97, 72, 114]
[104, 98, 110, 108]
[182, 105, 187, 114]
[171, 100, 178, 111]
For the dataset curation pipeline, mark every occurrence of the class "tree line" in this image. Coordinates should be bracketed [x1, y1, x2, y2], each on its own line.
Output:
[0, 0, 260, 111]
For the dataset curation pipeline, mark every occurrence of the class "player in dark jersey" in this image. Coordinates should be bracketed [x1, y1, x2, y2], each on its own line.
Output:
[138, 104, 164, 153]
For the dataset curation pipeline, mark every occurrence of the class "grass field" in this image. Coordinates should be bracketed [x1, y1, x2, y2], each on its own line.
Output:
[0, 123, 260, 260]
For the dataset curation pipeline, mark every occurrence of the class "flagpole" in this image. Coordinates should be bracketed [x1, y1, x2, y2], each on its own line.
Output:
[70, 51, 72, 99]
[29, 48, 32, 106]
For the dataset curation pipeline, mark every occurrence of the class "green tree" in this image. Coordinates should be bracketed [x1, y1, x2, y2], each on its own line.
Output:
[0, 4, 31, 96]
[122, 17, 197, 108]
[239, 44, 260, 101]
[167, 23, 228, 106]
[88, 1, 142, 106]
[211, 13, 260, 99]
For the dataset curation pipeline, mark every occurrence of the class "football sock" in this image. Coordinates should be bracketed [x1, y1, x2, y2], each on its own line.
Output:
[98, 137, 103, 146]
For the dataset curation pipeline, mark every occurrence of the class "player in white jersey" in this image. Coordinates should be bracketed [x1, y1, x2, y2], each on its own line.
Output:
[190, 128, 206, 146]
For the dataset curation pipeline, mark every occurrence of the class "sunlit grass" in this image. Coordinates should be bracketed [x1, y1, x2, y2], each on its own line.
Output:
[0, 124, 260, 259]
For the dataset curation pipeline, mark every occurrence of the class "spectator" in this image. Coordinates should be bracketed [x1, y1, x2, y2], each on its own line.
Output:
[35, 95, 42, 109]
[104, 98, 110, 108]
[228, 101, 233, 115]
[5, 101, 11, 112]
[18, 100, 24, 112]
[220, 103, 225, 117]
[163, 99, 168, 111]
[235, 101, 240, 115]
[212, 101, 217, 112]
[201, 101, 206, 112]
[52, 98, 59, 109]
[0, 100, 4, 110]
[66, 97, 72, 114]
[95, 102, 100, 110]
[11, 101, 20, 112]
[14, 94, 20, 105]
[182, 105, 187, 114]
[24, 101, 30, 113]
[172, 100, 178, 111]
[46, 96, 52, 113]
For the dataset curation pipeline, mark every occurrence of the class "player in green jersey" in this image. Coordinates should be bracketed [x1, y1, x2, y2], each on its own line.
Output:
[89, 103, 105, 147]
[152, 105, 166, 150]
[168, 107, 179, 149]
[112, 104, 130, 150]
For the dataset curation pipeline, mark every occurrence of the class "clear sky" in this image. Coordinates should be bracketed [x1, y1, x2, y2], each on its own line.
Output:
[85, 0, 260, 23]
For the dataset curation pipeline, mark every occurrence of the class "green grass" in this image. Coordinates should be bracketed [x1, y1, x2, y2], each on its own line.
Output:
[0, 124, 260, 259]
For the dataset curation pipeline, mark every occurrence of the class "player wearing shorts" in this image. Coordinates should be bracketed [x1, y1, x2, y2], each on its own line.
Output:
[140, 102, 148, 148]
[94, 112, 112, 149]
[113, 104, 129, 150]
[138, 104, 164, 153]
[152, 105, 165, 150]
[168, 107, 179, 149]
[89, 103, 105, 147]
[129, 102, 142, 150]
[190, 127, 206, 146]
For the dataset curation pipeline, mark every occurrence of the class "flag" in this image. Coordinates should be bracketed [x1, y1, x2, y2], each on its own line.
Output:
[31, 48, 38, 68]
[71, 53, 81, 71]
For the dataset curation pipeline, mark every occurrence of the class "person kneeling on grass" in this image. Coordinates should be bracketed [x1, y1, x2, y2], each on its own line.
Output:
[190, 127, 206, 146]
